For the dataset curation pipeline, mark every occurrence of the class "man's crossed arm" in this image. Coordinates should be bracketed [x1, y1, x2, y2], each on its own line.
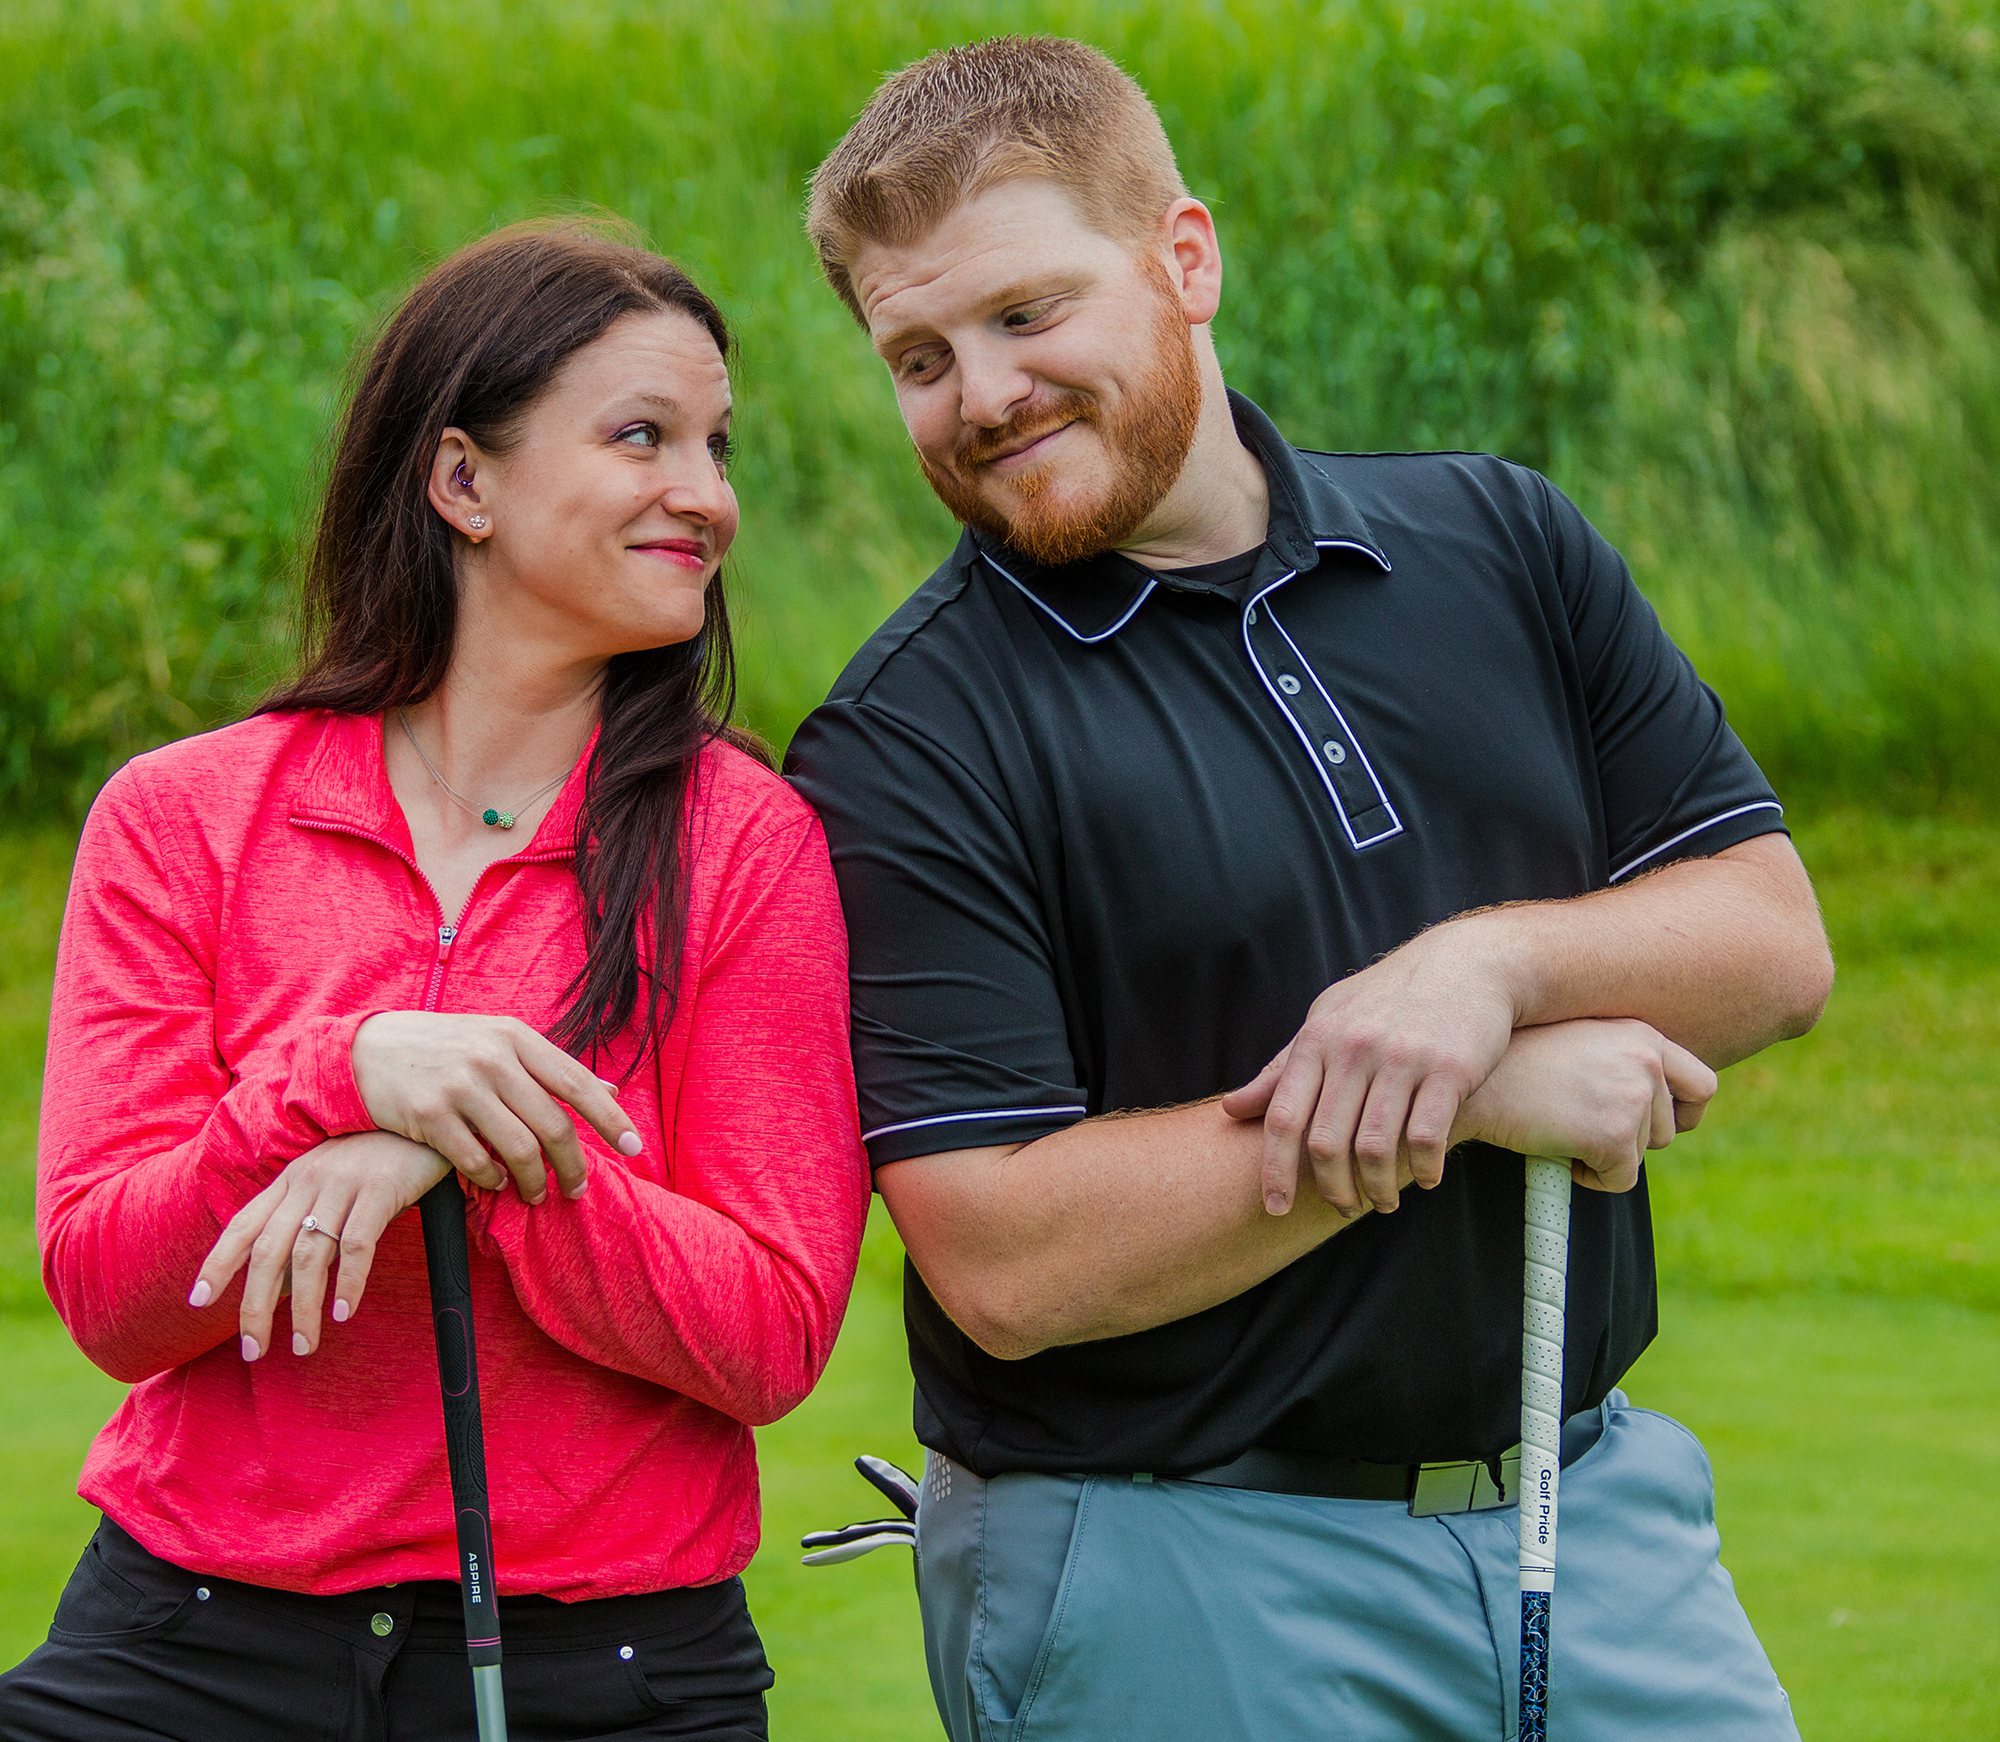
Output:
[878, 834, 1833, 1362]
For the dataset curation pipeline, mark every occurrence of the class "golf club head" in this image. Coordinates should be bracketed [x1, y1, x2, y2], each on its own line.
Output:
[856, 1454, 921, 1520]
[800, 1519, 916, 1567]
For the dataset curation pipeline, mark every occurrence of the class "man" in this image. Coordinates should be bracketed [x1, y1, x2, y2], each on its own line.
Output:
[786, 35, 1831, 1741]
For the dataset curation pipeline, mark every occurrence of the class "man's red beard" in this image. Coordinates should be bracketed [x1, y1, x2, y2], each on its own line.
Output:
[916, 261, 1203, 568]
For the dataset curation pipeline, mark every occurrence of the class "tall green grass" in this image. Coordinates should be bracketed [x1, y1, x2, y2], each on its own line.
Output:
[3, 0, 1997, 812]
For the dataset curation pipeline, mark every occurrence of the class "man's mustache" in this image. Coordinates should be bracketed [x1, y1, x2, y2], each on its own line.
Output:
[953, 393, 1098, 470]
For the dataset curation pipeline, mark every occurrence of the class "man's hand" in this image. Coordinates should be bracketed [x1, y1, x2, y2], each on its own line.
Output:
[352, 1011, 644, 1204]
[1220, 925, 1517, 1218]
[1451, 1019, 1717, 1192]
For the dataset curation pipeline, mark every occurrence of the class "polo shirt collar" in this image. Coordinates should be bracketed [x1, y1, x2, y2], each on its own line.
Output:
[971, 389, 1390, 643]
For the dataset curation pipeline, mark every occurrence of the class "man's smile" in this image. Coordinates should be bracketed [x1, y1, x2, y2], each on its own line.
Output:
[980, 420, 1078, 475]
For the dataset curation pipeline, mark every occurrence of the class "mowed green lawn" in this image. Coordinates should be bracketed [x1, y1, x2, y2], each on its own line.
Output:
[2, 814, 1996, 1739]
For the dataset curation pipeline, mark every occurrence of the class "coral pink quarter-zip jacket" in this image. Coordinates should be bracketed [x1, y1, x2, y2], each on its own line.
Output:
[37, 710, 869, 1599]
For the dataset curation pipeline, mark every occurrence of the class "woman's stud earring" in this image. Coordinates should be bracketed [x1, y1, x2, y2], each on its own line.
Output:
[467, 515, 488, 532]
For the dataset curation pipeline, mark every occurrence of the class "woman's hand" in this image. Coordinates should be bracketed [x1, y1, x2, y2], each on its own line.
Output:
[1449, 1018, 1717, 1192]
[351, 1011, 643, 1204]
[188, 1131, 449, 1360]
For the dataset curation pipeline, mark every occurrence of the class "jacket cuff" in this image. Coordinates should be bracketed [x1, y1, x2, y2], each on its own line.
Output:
[301, 1011, 379, 1136]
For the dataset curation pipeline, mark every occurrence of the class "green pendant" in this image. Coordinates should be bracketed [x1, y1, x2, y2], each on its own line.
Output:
[496, 811, 515, 829]
[482, 807, 512, 828]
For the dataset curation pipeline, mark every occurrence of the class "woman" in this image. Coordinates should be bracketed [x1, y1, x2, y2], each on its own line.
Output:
[6, 220, 870, 1740]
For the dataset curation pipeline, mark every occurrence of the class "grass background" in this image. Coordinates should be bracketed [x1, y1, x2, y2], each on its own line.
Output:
[3, 818, 1997, 1738]
[2, 0, 1997, 1736]
[3, 0, 1999, 812]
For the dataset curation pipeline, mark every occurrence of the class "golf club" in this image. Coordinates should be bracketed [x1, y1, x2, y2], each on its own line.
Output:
[418, 1176, 509, 1742]
[800, 1455, 920, 1567]
[1518, 1154, 1573, 1742]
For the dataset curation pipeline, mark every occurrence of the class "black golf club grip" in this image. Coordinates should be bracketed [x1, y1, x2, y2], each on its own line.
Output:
[419, 1177, 504, 1670]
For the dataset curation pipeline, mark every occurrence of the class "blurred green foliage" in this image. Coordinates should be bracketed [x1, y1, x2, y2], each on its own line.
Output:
[2, 0, 1997, 814]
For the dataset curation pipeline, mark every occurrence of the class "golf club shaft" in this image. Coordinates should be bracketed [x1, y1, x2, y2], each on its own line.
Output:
[419, 1177, 510, 1742]
[1519, 1154, 1572, 1742]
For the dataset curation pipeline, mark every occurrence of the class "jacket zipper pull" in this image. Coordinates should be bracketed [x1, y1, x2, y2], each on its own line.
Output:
[437, 924, 457, 958]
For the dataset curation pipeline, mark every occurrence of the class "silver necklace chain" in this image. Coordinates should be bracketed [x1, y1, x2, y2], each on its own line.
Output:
[396, 709, 577, 830]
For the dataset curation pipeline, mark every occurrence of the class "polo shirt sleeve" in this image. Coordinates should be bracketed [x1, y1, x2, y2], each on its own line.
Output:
[786, 698, 1089, 1169]
[1537, 475, 1788, 882]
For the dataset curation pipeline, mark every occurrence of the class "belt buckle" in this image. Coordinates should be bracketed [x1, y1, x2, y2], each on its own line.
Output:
[1407, 1448, 1521, 1517]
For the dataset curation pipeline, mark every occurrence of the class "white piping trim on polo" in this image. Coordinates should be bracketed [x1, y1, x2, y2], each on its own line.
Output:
[1260, 599, 1404, 849]
[1608, 801, 1785, 883]
[862, 1104, 1090, 1144]
[1242, 570, 1404, 851]
[984, 532, 1386, 645]
[983, 554, 1157, 645]
[1312, 535, 1393, 573]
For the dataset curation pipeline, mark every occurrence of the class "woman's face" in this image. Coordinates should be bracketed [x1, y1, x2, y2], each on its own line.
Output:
[433, 310, 739, 663]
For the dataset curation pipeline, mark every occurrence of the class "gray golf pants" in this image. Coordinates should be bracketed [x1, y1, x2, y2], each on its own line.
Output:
[916, 1391, 1800, 1741]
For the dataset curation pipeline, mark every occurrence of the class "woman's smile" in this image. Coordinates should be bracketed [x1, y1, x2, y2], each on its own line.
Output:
[631, 537, 708, 572]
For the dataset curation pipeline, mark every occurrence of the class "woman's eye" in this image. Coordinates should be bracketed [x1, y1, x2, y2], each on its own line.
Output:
[615, 423, 660, 448]
[708, 435, 735, 464]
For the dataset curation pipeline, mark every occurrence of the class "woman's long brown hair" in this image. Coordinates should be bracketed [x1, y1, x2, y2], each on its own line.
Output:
[259, 218, 768, 1070]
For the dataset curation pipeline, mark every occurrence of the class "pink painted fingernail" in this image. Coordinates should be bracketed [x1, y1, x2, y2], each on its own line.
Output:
[332, 1300, 351, 1324]
[241, 1335, 260, 1362]
[188, 1280, 213, 1309]
[617, 1131, 643, 1156]
[292, 1333, 309, 1357]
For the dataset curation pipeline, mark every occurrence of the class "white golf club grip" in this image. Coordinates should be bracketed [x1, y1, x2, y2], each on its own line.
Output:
[1519, 1155, 1571, 1594]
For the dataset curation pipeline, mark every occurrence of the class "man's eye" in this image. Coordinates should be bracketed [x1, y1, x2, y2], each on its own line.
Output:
[901, 349, 948, 380]
[1003, 301, 1055, 330]
[616, 423, 660, 448]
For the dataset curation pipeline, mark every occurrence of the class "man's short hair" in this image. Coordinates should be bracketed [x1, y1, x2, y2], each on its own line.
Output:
[807, 35, 1189, 324]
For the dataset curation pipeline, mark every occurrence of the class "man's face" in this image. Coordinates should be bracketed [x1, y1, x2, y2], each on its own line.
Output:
[852, 178, 1201, 566]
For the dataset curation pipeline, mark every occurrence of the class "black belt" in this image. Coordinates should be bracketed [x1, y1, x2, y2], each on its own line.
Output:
[1177, 1444, 1525, 1517]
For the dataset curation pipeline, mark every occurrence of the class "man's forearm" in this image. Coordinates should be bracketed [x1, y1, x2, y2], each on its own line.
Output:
[878, 1102, 1375, 1360]
[880, 837, 1826, 1360]
[882, 1017, 1715, 1361]
[1475, 835, 1832, 1067]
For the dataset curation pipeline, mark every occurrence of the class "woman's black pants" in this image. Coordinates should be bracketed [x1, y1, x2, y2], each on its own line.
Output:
[0, 1517, 773, 1740]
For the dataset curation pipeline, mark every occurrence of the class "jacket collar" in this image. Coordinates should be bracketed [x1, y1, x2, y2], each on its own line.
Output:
[289, 709, 593, 861]
[970, 389, 1390, 643]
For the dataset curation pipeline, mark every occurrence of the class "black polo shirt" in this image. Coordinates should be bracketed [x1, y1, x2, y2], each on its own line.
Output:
[785, 391, 1786, 1478]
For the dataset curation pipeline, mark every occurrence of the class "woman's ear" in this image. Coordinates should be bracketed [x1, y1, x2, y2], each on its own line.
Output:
[428, 430, 492, 542]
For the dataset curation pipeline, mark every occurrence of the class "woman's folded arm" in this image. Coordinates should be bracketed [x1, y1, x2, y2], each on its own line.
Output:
[470, 816, 870, 1424]
[37, 769, 374, 1382]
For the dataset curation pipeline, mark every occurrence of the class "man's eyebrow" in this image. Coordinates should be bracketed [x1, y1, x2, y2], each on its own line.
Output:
[873, 279, 1081, 357]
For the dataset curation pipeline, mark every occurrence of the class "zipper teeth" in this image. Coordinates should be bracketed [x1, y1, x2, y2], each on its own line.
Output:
[289, 817, 517, 1013]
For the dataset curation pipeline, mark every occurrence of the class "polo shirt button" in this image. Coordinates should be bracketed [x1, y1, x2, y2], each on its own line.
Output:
[370, 1613, 394, 1636]
[620, 1645, 635, 1660]
[1277, 673, 1302, 695]
[1322, 739, 1348, 765]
